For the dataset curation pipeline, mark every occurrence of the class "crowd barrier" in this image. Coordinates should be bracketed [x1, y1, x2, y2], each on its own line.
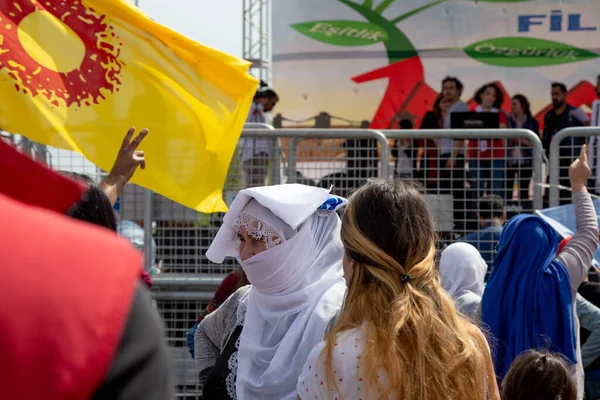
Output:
[549, 127, 600, 208]
[6, 125, 593, 398]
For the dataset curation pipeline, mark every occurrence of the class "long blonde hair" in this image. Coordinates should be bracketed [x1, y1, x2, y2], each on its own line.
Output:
[325, 180, 498, 399]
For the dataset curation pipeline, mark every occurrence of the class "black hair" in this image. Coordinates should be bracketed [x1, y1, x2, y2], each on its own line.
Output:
[502, 350, 575, 400]
[512, 94, 532, 117]
[399, 119, 414, 130]
[262, 89, 278, 99]
[478, 194, 505, 220]
[551, 82, 567, 93]
[62, 172, 117, 231]
[474, 82, 504, 109]
[254, 88, 279, 100]
[442, 76, 464, 96]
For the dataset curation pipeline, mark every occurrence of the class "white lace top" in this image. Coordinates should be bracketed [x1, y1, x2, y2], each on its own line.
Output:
[297, 327, 498, 400]
[297, 328, 388, 400]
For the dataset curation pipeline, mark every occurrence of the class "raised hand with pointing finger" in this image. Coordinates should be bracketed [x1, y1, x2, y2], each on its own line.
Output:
[100, 127, 149, 206]
[569, 144, 591, 193]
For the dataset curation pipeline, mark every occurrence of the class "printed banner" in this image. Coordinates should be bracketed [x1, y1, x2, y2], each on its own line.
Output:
[273, 0, 600, 128]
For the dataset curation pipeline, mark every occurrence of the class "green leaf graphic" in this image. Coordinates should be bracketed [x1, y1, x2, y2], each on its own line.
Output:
[291, 20, 388, 47]
[464, 37, 599, 67]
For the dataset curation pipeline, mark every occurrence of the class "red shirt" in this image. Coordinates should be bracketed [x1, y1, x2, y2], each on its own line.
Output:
[467, 109, 507, 160]
[197, 271, 243, 322]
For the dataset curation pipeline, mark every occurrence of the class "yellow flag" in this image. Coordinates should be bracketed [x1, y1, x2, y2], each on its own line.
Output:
[0, 0, 258, 213]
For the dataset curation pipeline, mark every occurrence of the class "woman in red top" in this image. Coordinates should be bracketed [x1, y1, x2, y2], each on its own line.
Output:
[469, 83, 507, 199]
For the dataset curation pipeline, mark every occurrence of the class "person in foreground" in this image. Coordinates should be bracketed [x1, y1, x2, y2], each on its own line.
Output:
[194, 184, 347, 400]
[298, 180, 499, 399]
[439, 242, 488, 322]
[501, 350, 576, 400]
[481, 145, 599, 399]
[0, 139, 172, 399]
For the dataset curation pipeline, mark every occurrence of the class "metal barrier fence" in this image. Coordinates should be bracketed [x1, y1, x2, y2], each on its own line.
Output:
[151, 126, 547, 398]
[6, 125, 553, 399]
[243, 127, 390, 186]
[381, 128, 543, 280]
[148, 127, 387, 398]
[549, 127, 600, 208]
[382, 128, 543, 207]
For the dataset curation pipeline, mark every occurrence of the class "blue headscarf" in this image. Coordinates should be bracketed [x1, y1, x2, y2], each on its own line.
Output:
[481, 214, 576, 379]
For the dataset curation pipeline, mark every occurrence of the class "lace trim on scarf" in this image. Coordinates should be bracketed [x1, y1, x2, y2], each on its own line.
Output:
[232, 213, 283, 250]
[225, 334, 241, 399]
[227, 293, 248, 399]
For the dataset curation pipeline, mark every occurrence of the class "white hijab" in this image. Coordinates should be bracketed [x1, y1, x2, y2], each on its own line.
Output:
[206, 184, 347, 400]
[439, 242, 487, 320]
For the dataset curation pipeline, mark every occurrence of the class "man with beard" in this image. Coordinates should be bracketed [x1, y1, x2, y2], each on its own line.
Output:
[543, 82, 590, 204]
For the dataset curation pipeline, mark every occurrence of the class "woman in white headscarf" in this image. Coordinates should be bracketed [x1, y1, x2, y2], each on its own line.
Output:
[194, 184, 347, 400]
[439, 242, 488, 321]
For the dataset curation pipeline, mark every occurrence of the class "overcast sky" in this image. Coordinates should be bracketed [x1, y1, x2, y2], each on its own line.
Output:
[135, 0, 243, 56]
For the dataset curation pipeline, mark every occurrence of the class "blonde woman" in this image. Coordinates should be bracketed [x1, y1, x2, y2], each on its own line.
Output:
[297, 180, 499, 399]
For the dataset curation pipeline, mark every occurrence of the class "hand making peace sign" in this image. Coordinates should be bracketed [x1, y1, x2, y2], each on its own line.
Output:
[101, 127, 149, 206]
[110, 127, 148, 183]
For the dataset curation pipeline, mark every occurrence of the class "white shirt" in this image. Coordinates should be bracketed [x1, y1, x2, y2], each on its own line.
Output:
[240, 102, 272, 161]
[297, 328, 388, 400]
[441, 100, 469, 155]
[298, 326, 495, 400]
[395, 144, 413, 178]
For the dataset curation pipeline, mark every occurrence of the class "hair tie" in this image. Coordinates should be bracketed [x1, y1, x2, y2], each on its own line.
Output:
[400, 274, 411, 284]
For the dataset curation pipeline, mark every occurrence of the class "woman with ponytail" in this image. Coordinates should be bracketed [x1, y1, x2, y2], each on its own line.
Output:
[297, 179, 499, 399]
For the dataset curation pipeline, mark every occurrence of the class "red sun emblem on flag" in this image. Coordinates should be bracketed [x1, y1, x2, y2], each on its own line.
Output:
[0, 0, 124, 108]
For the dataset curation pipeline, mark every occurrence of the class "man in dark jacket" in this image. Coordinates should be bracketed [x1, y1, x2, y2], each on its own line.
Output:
[543, 82, 590, 205]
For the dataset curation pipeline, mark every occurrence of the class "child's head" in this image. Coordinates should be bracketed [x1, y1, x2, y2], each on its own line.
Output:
[501, 350, 575, 400]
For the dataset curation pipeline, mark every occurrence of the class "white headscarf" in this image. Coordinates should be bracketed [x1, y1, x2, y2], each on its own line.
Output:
[439, 242, 488, 320]
[206, 184, 347, 400]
